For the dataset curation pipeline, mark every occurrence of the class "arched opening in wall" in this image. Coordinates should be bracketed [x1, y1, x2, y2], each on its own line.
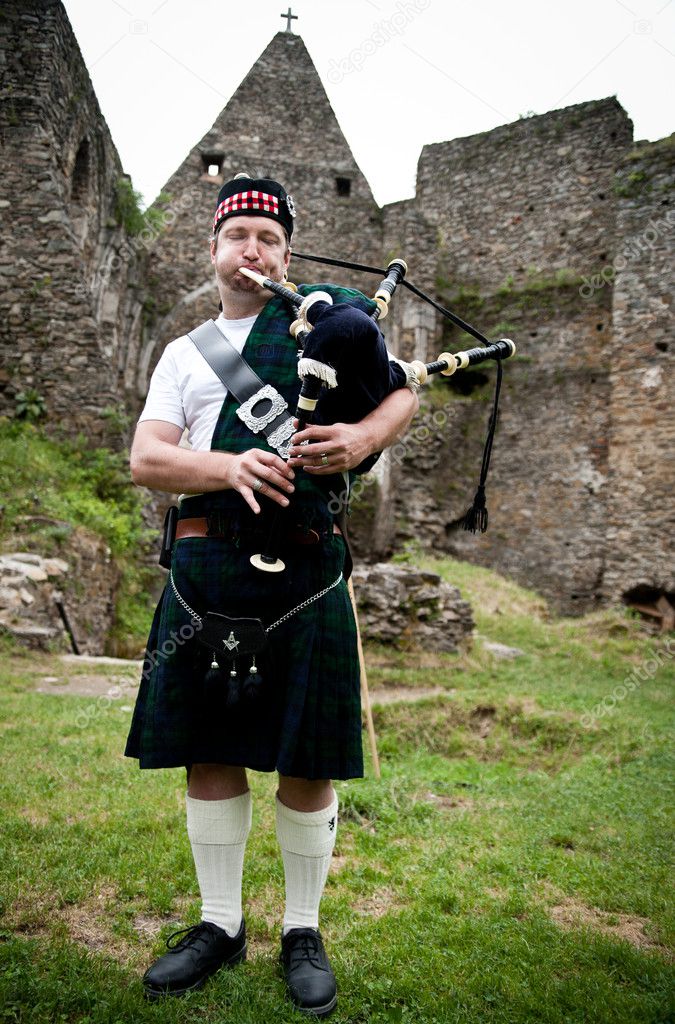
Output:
[71, 138, 90, 200]
[68, 136, 93, 253]
[623, 585, 675, 632]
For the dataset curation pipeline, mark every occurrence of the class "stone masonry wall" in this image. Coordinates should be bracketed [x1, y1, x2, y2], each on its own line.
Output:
[0, 0, 141, 442]
[604, 137, 675, 605]
[379, 99, 672, 613]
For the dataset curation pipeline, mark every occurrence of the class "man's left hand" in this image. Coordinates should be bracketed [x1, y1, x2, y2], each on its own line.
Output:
[288, 422, 373, 474]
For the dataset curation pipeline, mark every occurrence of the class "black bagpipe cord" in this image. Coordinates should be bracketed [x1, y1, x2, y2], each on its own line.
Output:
[291, 251, 508, 533]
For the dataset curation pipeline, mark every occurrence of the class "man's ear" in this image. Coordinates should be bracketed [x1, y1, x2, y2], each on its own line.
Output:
[210, 237, 217, 265]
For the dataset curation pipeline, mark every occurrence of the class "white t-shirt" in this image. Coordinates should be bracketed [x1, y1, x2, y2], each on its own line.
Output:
[138, 314, 258, 451]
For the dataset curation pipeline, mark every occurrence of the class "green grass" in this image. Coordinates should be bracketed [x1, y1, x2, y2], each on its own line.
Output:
[0, 560, 673, 1023]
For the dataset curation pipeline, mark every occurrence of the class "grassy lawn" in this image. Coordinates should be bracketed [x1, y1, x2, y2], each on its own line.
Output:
[0, 558, 673, 1023]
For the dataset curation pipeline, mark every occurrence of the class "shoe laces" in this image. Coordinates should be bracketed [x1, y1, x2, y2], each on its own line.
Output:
[286, 931, 324, 972]
[165, 922, 216, 952]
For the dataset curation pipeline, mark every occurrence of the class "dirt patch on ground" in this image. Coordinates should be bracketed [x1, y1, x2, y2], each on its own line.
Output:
[470, 704, 497, 738]
[548, 895, 670, 955]
[352, 887, 403, 919]
[367, 651, 456, 670]
[369, 686, 452, 705]
[8, 886, 195, 964]
[35, 672, 139, 699]
[9, 885, 136, 963]
[416, 790, 474, 811]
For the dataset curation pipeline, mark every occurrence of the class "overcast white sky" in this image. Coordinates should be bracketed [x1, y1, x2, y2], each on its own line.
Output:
[61, 0, 674, 209]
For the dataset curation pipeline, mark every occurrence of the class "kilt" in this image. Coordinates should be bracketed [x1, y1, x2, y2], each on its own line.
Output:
[124, 522, 363, 780]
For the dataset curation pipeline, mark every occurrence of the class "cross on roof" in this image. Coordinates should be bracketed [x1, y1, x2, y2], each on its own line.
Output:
[280, 7, 298, 32]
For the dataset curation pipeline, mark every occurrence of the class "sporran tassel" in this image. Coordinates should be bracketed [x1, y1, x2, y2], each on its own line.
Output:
[224, 661, 243, 710]
[242, 655, 264, 702]
[204, 654, 223, 689]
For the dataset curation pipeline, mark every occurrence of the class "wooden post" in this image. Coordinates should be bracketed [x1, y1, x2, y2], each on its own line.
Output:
[347, 577, 381, 779]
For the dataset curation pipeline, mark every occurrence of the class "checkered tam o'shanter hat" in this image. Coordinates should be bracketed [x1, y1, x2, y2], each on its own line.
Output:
[213, 173, 296, 240]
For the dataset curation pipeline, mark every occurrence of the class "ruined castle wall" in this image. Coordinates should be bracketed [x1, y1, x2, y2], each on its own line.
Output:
[603, 137, 675, 604]
[384, 100, 641, 613]
[416, 98, 633, 292]
[390, 284, 614, 614]
[0, 0, 138, 441]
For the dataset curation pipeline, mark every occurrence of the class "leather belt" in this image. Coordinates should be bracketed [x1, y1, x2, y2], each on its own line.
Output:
[175, 516, 341, 545]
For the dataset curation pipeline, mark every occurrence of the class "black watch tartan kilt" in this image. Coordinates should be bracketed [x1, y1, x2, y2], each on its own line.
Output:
[125, 530, 363, 780]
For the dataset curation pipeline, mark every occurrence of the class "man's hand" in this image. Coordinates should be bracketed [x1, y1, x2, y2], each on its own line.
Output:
[130, 421, 294, 508]
[287, 387, 419, 476]
[287, 422, 373, 474]
[224, 448, 295, 513]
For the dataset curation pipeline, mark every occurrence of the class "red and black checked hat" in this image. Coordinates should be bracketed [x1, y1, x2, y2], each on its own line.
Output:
[213, 173, 296, 240]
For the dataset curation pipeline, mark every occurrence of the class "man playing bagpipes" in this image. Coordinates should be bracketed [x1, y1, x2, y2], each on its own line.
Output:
[124, 173, 418, 1017]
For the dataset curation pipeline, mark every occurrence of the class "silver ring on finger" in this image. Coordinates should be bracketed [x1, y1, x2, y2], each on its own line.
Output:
[253, 478, 264, 492]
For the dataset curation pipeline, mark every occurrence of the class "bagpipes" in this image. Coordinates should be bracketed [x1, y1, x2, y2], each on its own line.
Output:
[238, 253, 516, 573]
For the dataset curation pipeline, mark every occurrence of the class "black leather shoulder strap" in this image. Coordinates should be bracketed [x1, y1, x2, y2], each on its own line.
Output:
[187, 319, 265, 406]
[187, 320, 295, 452]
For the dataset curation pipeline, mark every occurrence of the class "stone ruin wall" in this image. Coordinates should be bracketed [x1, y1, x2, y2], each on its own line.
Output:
[0, 0, 144, 444]
[380, 99, 673, 614]
[605, 138, 674, 606]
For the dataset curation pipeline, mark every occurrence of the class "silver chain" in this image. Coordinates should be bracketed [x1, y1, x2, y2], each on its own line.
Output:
[169, 570, 343, 633]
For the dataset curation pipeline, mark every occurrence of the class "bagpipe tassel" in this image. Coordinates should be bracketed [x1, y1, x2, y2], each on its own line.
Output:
[461, 484, 489, 534]
[459, 357, 504, 535]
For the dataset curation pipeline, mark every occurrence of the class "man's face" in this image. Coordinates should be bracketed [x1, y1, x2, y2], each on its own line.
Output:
[210, 215, 290, 298]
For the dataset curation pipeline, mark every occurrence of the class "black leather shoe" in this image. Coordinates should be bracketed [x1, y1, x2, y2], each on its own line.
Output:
[280, 928, 337, 1017]
[143, 919, 246, 999]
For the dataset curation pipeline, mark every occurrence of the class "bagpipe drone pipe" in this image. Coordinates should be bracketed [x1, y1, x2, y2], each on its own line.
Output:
[238, 256, 516, 573]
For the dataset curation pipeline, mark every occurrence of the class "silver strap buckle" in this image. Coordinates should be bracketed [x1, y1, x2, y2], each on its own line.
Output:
[267, 416, 296, 460]
[236, 384, 288, 433]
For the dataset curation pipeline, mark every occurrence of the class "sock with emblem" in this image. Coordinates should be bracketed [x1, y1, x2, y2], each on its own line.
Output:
[275, 791, 338, 933]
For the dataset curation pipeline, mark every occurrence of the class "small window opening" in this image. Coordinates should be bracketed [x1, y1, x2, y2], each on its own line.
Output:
[335, 177, 351, 197]
[201, 153, 224, 177]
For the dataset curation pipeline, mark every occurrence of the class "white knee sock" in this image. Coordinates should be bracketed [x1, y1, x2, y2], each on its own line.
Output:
[275, 791, 338, 934]
[186, 790, 252, 937]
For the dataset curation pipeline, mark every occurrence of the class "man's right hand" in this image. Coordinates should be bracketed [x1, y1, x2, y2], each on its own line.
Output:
[130, 421, 294, 511]
[225, 448, 295, 514]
